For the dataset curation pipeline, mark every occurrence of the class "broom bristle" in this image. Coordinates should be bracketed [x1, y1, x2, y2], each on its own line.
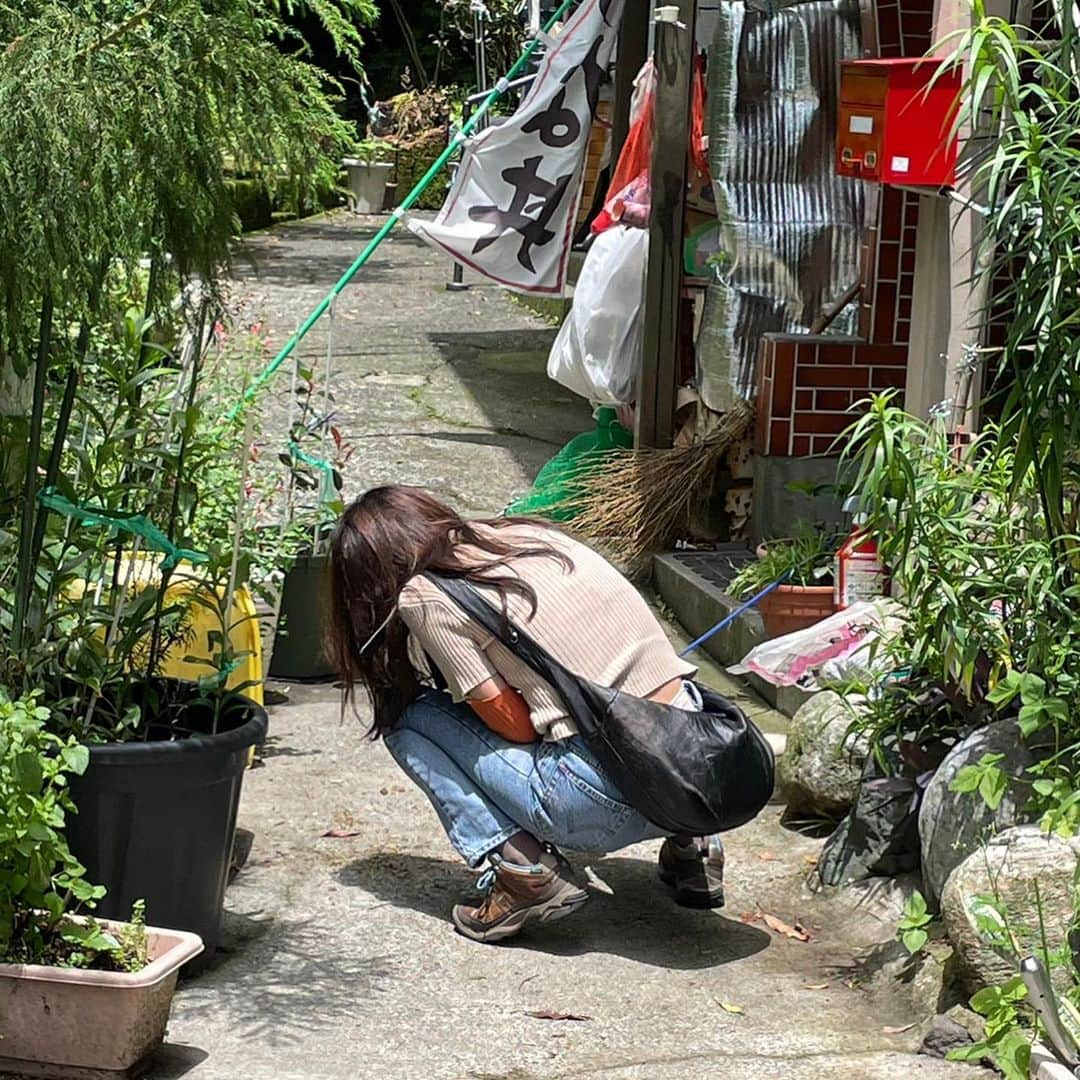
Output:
[554, 399, 755, 576]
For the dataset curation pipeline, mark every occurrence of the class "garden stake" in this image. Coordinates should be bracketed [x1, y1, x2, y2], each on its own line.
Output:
[12, 292, 54, 658]
[30, 257, 108, 571]
[225, 0, 579, 420]
[145, 299, 211, 682]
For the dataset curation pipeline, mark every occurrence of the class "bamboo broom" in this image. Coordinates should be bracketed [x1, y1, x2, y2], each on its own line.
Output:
[554, 399, 756, 577]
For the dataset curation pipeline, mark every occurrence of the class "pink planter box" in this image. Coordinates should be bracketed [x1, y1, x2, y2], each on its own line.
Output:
[0, 921, 203, 1078]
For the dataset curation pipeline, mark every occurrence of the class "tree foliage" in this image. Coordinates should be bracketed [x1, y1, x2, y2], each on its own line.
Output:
[0, 0, 376, 359]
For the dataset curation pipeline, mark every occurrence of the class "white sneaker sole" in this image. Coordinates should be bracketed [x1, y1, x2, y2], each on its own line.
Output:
[452, 884, 589, 943]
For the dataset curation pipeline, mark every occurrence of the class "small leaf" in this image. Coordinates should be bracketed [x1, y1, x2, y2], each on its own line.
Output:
[61, 744, 90, 775]
[716, 1000, 745, 1015]
[979, 767, 1008, 811]
[949, 766, 982, 794]
[902, 928, 928, 954]
[761, 912, 811, 941]
[526, 1010, 590, 1022]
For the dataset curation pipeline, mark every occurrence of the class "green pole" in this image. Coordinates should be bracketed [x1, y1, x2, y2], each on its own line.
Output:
[226, 0, 578, 421]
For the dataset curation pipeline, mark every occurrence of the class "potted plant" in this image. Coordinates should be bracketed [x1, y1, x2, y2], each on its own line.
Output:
[0, 0, 380, 969]
[730, 525, 838, 638]
[1, 302, 269, 965]
[342, 136, 395, 213]
[266, 357, 354, 682]
[0, 692, 203, 1078]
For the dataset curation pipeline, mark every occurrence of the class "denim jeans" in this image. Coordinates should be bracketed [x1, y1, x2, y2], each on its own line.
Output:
[384, 691, 669, 867]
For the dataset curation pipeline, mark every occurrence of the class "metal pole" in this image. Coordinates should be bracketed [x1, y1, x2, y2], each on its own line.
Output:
[226, 0, 578, 421]
[446, 96, 474, 292]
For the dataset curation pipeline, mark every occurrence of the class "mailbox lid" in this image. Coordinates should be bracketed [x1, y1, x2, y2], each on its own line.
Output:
[837, 57, 961, 186]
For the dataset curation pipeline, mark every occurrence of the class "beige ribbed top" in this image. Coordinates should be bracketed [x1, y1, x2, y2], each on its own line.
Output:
[398, 523, 696, 741]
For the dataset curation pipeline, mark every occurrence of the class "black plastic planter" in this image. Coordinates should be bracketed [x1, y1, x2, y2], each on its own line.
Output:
[66, 692, 268, 967]
[268, 553, 337, 681]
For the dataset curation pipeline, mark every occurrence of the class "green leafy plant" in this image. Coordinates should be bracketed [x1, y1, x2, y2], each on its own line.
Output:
[352, 137, 395, 164]
[898, 890, 933, 954]
[0, 691, 145, 970]
[839, 396, 1080, 829]
[950, 753, 1009, 813]
[728, 523, 838, 598]
[948, 976, 1032, 1080]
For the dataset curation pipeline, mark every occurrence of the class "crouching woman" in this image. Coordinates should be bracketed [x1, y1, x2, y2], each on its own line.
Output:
[326, 485, 724, 943]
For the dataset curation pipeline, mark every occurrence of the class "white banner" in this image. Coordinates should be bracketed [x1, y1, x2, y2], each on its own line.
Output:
[408, 0, 624, 296]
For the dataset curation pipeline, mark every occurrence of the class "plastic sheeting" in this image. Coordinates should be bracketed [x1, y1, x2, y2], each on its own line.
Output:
[698, 0, 864, 412]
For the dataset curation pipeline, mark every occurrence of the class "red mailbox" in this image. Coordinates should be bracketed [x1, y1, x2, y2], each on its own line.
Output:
[836, 58, 962, 187]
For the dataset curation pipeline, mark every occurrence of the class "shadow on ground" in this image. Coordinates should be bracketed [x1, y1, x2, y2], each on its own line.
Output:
[335, 852, 771, 971]
[174, 912, 398, 1046]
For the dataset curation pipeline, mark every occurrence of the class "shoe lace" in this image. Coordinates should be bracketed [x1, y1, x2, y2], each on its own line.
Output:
[476, 866, 497, 895]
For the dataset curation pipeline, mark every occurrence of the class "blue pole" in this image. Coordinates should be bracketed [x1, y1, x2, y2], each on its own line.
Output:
[678, 572, 793, 659]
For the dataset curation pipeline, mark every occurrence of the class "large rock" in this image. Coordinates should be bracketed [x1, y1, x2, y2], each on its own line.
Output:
[777, 691, 869, 817]
[941, 826, 1080, 992]
[918, 720, 1037, 907]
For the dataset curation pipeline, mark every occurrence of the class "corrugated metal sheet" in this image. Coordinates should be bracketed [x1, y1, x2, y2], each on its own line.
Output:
[698, 0, 864, 411]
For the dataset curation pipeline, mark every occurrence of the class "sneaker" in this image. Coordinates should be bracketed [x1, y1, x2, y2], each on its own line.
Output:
[452, 851, 589, 943]
[658, 835, 725, 909]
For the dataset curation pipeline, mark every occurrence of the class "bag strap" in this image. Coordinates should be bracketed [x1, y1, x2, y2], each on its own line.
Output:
[422, 572, 603, 728]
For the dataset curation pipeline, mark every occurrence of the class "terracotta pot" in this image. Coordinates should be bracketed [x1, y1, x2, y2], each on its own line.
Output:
[752, 544, 835, 637]
[756, 583, 836, 638]
[0, 921, 202, 1078]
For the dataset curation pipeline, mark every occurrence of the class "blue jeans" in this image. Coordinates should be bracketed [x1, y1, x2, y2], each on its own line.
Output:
[384, 691, 667, 867]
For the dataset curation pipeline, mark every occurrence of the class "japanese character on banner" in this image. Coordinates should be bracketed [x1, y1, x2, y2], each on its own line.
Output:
[406, 0, 625, 296]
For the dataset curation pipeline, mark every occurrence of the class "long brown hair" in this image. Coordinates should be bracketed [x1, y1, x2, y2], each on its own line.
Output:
[326, 485, 570, 736]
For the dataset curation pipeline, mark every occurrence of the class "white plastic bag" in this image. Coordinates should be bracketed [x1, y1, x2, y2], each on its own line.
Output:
[729, 599, 904, 689]
[546, 224, 648, 405]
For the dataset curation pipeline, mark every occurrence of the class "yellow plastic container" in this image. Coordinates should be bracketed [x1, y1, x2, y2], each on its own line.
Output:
[69, 556, 264, 707]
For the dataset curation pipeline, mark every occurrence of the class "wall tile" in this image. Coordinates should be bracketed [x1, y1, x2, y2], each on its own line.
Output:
[770, 420, 791, 456]
[800, 365, 872, 388]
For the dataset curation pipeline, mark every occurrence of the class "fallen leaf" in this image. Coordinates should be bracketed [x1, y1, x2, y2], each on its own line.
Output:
[761, 912, 811, 942]
[757, 851, 778, 862]
[526, 1010, 590, 1022]
[803, 982, 829, 990]
[739, 911, 759, 925]
[320, 828, 361, 839]
[882, 1022, 917, 1035]
[716, 999, 745, 1015]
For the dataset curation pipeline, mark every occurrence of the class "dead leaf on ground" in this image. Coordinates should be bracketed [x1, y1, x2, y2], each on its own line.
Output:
[527, 1010, 590, 1022]
[757, 851, 778, 862]
[716, 999, 745, 1015]
[320, 828, 361, 839]
[760, 912, 812, 942]
[804, 982, 829, 990]
[882, 1023, 917, 1035]
[739, 911, 759, 925]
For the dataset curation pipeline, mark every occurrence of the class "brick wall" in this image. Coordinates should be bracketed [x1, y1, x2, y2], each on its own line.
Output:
[755, 336, 907, 455]
[753, 0, 935, 459]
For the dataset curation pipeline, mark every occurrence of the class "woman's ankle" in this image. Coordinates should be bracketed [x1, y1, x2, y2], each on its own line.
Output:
[495, 830, 544, 867]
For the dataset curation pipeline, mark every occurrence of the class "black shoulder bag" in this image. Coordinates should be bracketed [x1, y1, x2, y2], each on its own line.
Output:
[424, 573, 775, 836]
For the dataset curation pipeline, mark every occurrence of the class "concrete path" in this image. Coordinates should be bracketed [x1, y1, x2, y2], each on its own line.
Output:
[155, 214, 987, 1080]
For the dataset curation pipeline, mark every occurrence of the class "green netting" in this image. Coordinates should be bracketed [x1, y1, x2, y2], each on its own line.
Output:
[505, 407, 632, 521]
[37, 488, 208, 570]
